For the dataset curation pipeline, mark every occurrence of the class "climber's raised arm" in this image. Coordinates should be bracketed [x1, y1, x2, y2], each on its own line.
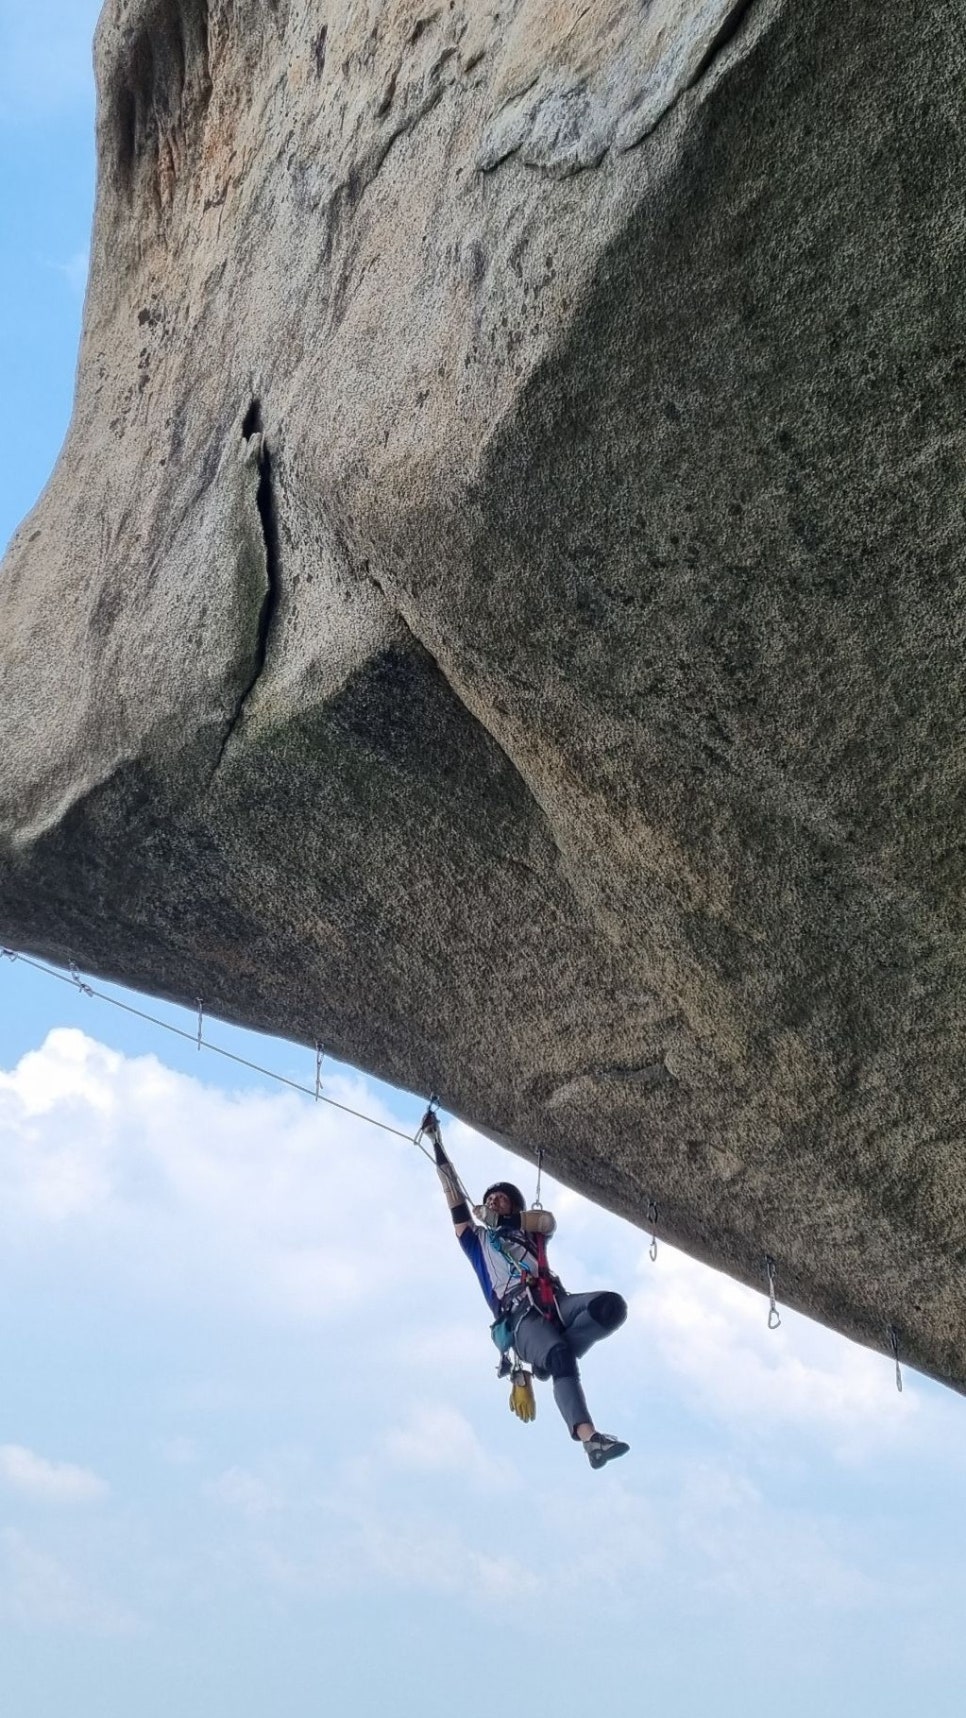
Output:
[430, 1127, 473, 1238]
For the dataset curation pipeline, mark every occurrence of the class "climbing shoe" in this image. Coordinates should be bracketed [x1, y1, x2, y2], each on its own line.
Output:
[584, 1431, 629, 1470]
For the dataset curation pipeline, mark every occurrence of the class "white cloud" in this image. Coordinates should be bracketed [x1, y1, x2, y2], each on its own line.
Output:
[381, 1403, 505, 1486]
[674, 1459, 883, 1611]
[0, 1020, 951, 1653]
[393, 1317, 490, 1375]
[331, 1503, 541, 1605]
[204, 1428, 898, 1625]
[467, 1550, 542, 1602]
[0, 1027, 455, 1322]
[205, 1466, 281, 1521]
[0, 1027, 941, 1474]
[0, 1444, 108, 1503]
[532, 1478, 661, 1591]
[623, 1245, 919, 1456]
[0, 1529, 136, 1634]
[54, 248, 89, 296]
[157, 1435, 201, 1467]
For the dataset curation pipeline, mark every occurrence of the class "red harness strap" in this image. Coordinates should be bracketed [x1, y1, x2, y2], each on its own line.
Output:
[533, 1231, 558, 1316]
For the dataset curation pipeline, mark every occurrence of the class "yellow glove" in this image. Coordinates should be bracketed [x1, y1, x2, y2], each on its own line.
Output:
[509, 1368, 536, 1423]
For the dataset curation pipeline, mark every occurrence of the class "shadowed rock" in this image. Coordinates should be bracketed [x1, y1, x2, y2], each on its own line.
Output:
[2, 0, 965, 1391]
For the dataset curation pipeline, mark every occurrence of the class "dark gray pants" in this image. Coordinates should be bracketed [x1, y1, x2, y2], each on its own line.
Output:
[511, 1289, 627, 1436]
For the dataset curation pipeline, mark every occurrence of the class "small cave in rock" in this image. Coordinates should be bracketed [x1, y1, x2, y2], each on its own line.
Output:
[108, 0, 213, 200]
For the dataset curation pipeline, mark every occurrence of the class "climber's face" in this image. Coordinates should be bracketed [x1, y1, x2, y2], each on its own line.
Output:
[485, 1190, 514, 1219]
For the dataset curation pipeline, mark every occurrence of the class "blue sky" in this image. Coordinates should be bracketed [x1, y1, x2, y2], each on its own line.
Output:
[1, 6, 965, 1716]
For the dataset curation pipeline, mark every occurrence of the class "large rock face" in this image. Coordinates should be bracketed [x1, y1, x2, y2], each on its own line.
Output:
[2, 0, 965, 1388]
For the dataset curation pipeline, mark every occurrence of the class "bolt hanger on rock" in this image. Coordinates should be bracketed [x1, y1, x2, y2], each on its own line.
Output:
[764, 1254, 781, 1330]
[889, 1324, 903, 1393]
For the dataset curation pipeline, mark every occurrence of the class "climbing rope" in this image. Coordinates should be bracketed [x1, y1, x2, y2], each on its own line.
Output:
[1, 946, 432, 1157]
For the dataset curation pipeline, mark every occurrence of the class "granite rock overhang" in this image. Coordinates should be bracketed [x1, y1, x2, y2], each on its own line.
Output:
[2, 0, 965, 1390]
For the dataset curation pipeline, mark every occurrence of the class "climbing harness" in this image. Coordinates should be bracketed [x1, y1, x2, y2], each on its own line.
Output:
[491, 1158, 564, 1423]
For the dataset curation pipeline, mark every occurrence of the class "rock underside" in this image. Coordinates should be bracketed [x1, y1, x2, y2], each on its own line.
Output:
[2, 0, 965, 1390]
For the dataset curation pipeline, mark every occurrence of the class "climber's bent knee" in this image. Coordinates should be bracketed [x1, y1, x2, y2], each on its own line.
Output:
[589, 1292, 627, 1332]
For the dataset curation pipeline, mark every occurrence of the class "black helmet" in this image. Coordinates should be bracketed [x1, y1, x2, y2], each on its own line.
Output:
[482, 1181, 525, 1216]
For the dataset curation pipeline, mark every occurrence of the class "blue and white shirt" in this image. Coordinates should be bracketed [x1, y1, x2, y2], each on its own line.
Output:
[458, 1218, 559, 1316]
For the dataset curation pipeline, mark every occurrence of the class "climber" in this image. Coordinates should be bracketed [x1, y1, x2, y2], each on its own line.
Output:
[428, 1115, 629, 1470]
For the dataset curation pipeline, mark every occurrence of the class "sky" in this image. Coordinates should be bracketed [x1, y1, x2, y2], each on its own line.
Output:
[1, 5, 965, 1717]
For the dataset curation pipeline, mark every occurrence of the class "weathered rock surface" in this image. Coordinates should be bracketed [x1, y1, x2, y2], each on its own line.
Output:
[2, 0, 965, 1388]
